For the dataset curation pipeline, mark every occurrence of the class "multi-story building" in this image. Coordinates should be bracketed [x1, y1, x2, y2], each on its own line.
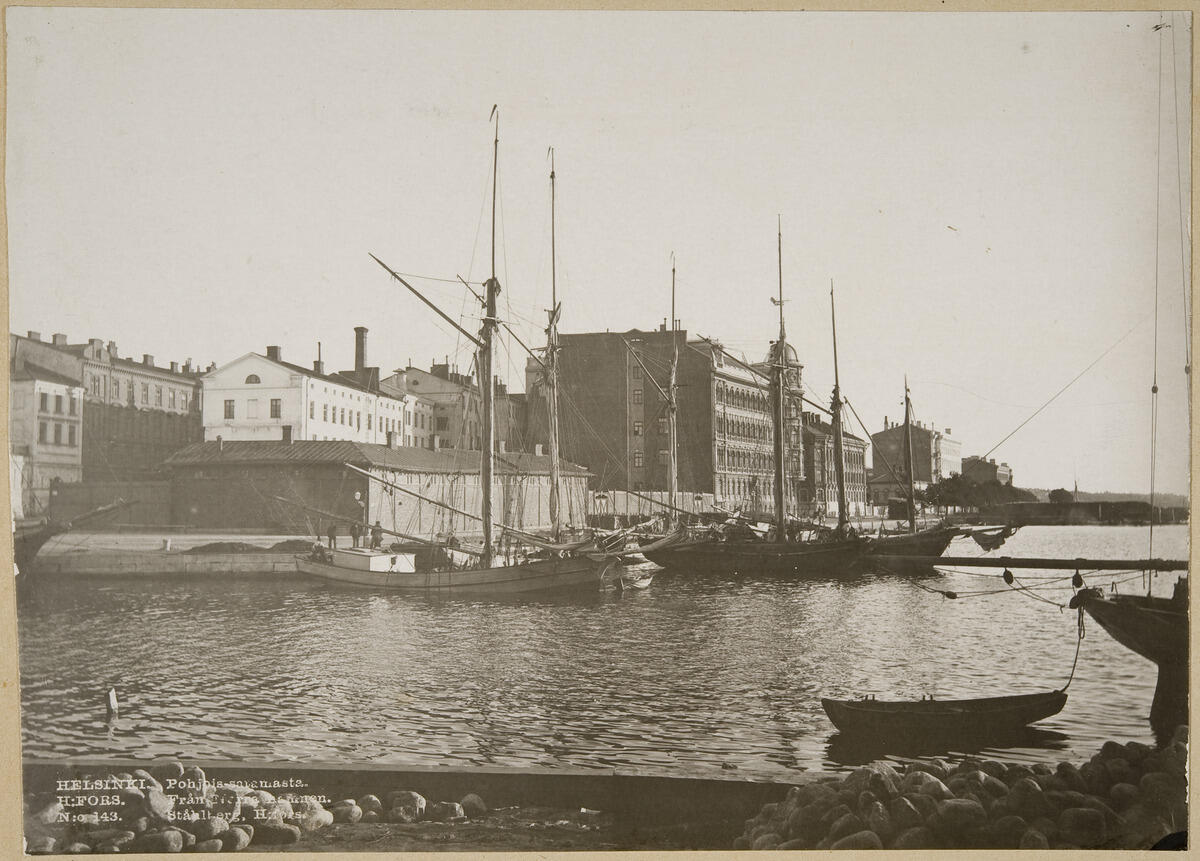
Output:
[389, 363, 527, 453]
[524, 326, 805, 513]
[10, 331, 205, 481]
[9, 358, 84, 513]
[871, 418, 961, 486]
[963, 455, 1014, 486]
[800, 412, 869, 518]
[202, 328, 433, 447]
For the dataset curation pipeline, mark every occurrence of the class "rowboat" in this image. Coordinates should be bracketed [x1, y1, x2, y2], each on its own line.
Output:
[821, 690, 1067, 738]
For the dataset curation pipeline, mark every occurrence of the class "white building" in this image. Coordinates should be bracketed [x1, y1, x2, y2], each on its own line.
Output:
[9, 362, 84, 513]
[202, 336, 434, 446]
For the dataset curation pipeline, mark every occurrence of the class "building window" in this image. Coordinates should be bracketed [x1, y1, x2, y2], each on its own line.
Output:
[39, 393, 48, 412]
[69, 395, 78, 416]
[633, 389, 643, 404]
[323, 404, 328, 422]
[91, 376, 100, 396]
[155, 386, 163, 406]
[633, 450, 644, 468]
[632, 364, 642, 379]
[224, 399, 235, 419]
[142, 383, 149, 403]
[310, 402, 315, 419]
[340, 407, 346, 424]
[68, 425, 77, 447]
[270, 399, 282, 419]
[367, 414, 372, 430]
[633, 420, 643, 436]
[38, 422, 47, 443]
[169, 389, 176, 409]
[54, 423, 63, 444]
[657, 448, 668, 464]
[54, 394, 63, 414]
[245, 374, 261, 384]
[658, 418, 667, 434]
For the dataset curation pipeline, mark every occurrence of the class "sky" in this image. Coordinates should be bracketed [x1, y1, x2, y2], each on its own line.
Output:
[6, 9, 1192, 496]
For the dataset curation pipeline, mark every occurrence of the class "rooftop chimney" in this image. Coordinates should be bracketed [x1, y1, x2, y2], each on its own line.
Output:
[266, 345, 281, 362]
[26, 331, 41, 342]
[143, 354, 154, 367]
[354, 326, 368, 372]
[52, 333, 68, 346]
[170, 361, 179, 374]
[107, 341, 118, 359]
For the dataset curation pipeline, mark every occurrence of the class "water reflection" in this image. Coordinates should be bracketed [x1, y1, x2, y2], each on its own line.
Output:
[825, 726, 1072, 767]
[16, 525, 1187, 780]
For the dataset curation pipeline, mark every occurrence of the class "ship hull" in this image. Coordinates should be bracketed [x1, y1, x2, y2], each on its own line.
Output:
[866, 526, 958, 558]
[643, 537, 866, 576]
[297, 553, 614, 595]
[1079, 588, 1188, 668]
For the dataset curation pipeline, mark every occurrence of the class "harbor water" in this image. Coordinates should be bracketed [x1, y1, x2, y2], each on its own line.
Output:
[16, 525, 1188, 781]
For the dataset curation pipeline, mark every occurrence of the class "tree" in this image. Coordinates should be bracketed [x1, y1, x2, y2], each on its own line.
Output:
[1048, 488, 1075, 505]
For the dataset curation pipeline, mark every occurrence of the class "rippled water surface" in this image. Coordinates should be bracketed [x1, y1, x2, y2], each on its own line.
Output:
[17, 525, 1188, 779]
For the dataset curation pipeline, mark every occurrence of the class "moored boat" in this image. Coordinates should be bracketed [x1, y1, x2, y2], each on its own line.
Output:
[298, 544, 614, 595]
[1074, 579, 1187, 668]
[821, 690, 1067, 738]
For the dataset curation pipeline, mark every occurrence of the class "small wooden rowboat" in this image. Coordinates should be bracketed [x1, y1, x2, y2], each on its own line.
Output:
[821, 690, 1067, 738]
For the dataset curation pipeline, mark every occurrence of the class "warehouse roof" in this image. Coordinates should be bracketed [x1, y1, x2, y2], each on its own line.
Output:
[163, 440, 591, 476]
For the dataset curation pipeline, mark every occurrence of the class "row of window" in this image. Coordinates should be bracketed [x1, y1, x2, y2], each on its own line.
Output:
[87, 374, 191, 411]
[630, 449, 673, 469]
[224, 399, 283, 420]
[632, 418, 671, 437]
[38, 392, 79, 416]
[38, 421, 77, 447]
[304, 400, 429, 432]
[716, 382, 770, 411]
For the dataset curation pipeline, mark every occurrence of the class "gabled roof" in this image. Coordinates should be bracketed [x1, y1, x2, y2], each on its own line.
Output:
[163, 440, 590, 476]
[11, 362, 82, 387]
[208, 353, 405, 401]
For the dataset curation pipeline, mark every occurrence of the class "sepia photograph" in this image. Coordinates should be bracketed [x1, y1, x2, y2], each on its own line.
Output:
[5, 7, 1192, 854]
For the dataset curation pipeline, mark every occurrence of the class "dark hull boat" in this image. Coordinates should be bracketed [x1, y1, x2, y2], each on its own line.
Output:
[821, 690, 1067, 738]
[866, 525, 958, 559]
[1075, 580, 1187, 668]
[1076, 579, 1188, 739]
[14, 520, 65, 576]
[643, 535, 867, 576]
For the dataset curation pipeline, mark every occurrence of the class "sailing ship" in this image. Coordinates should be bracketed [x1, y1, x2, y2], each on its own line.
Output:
[863, 380, 961, 561]
[642, 223, 868, 576]
[297, 110, 619, 595]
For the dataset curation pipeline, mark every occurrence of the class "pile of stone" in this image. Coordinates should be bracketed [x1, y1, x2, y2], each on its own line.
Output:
[24, 762, 490, 854]
[734, 726, 1187, 850]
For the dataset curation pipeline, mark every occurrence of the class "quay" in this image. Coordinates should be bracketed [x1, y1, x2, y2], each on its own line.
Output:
[29, 531, 310, 576]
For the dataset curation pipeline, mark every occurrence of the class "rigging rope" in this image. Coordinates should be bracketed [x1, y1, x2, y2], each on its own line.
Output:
[981, 320, 1143, 461]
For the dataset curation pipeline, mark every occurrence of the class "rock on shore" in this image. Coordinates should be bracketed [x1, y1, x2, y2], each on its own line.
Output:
[23, 764, 514, 854]
[733, 726, 1188, 850]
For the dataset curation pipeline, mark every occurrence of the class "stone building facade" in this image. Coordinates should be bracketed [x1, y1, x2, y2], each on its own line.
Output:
[524, 326, 806, 514]
[10, 331, 205, 481]
[800, 412, 869, 518]
[8, 361, 84, 513]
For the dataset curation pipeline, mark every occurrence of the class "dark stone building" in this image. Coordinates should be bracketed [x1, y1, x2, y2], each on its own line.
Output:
[525, 326, 805, 513]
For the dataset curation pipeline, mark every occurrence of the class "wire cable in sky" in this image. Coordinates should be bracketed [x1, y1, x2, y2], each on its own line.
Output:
[981, 319, 1144, 460]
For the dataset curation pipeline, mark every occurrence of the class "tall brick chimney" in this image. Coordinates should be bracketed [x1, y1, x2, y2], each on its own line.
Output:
[354, 327, 368, 372]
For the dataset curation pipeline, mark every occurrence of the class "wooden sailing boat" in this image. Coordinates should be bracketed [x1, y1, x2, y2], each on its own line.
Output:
[642, 222, 867, 576]
[296, 111, 619, 595]
[864, 378, 961, 560]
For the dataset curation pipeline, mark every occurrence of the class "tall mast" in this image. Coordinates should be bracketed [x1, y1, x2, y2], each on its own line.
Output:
[546, 148, 563, 540]
[830, 281, 848, 532]
[771, 218, 788, 542]
[667, 253, 679, 516]
[480, 107, 499, 566]
[902, 376, 916, 534]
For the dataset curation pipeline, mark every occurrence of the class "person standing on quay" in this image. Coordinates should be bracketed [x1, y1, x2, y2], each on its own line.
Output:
[326, 521, 337, 549]
[350, 521, 362, 548]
